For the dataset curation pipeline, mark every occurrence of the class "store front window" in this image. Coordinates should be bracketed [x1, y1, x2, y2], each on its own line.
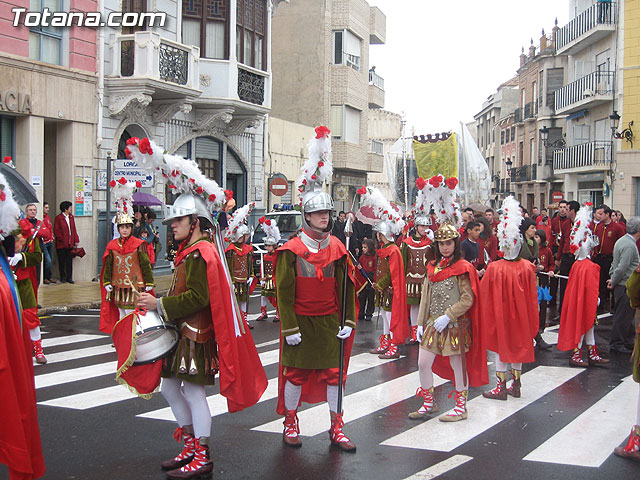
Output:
[0, 116, 15, 161]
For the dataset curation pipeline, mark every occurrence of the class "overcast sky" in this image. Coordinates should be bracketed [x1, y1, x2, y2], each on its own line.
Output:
[368, 0, 570, 135]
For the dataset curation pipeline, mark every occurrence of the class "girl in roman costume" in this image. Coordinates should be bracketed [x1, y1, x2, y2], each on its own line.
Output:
[256, 216, 280, 322]
[127, 137, 267, 480]
[401, 177, 435, 344]
[557, 202, 609, 367]
[225, 203, 255, 328]
[360, 186, 409, 359]
[409, 175, 487, 422]
[481, 196, 539, 401]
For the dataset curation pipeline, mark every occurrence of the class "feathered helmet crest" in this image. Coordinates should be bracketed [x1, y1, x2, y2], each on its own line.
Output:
[298, 126, 333, 195]
[225, 202, 254, 243]
[0, 172, 21, 240]
[259, 216, 281, 245]
[109, 177, 139, 225]
[357, 185, 405, 237]
[570, 202, 596, 260]
[125, 137, 232, 219]
[497, 196, 524, 259]
[414, 174, 461, 241]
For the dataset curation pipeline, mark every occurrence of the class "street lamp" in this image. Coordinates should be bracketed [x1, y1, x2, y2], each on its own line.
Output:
[610, 110, 634, 147]
[539, 126, 566, 149]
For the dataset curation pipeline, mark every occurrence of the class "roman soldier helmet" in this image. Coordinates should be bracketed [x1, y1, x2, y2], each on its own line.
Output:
[125, 137, 232, 230]
[570, 202, 597, 261]
[225, 203, 255, 243]
[417, 174, 462, 242]
[358, 185, 405, 240]
[259, 216, 281, 246]
[497, 196, 523, 260]
[298, 126, 334, 233]
[110, 178, 138, 226]
[0, 172, 21, 240]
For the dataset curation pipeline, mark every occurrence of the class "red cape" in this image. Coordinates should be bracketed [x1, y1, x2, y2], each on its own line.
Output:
[558, 259, 600, 351]
[178, 240, 267, 412]
[14, 237, 39, 303]
[426, 259, 488, 387]
[0, 264, 45, 479]
[275, 235, 359, 415]
[99, 236, 147, 334]
[377, 244, 409, 345]
[480, 259, 539, 363]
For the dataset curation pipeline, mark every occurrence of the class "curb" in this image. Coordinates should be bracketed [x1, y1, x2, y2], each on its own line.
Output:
[38, 289, 170, 316]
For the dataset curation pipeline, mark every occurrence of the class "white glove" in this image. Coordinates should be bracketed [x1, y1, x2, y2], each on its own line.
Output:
[247, 277, 254, 287]
[337, 326, 353, 339]
[286, 333, 302, 346]
[425, 230, 434, 242]
[104, 284, 113, 293]
[145, 286, 153, 292]
[9, 254, 22, 267]
[433, 314, 451, 333]
[597, 297, 601, 306]
[416, 325, 424, 342]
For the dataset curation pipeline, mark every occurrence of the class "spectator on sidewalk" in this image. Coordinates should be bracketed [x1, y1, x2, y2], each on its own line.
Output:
[41, 202, 56, 283]
[53, 201, 80, 284]
[332, 210, 347, 244]
[18, 203, 49, 285]
[593, 205, 625, 312]
[608, 216, 640, 354]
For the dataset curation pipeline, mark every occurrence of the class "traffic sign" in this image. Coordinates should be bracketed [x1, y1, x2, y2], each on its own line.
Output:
[269, 177, 289, 196]
[552, 191, 564, 202]
[113, 159, 154, 187]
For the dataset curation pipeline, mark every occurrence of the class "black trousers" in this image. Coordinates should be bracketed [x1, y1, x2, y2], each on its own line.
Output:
[593, 254, 614, 308]
[538, 274, 549, 332]
[57, 248, 73, 282]
[358, 284, 375, 319]
[558, 253, 575, 314]
[610, 284, 636, 349]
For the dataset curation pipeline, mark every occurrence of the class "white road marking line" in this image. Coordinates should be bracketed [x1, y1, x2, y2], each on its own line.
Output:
[541, 330, 558, 345]
[42, 334, 107, 348]
[252, 363, 442, 437]
[40, 349, 281, 410]
[42, 344, 116, 365]
[523, 375, 637, 467]
[139, 353, 405, 422]
[381, 366, 581, 452]
[255, 339, 280, 348]
[35, 362, 117, 389]
[402, 455, 474, 479]
[49, 313, 100, 317]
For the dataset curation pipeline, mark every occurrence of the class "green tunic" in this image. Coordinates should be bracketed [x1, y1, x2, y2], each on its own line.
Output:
[277, 249, 356, 370]
[16, 239, 42, 310]
[161, 239, 215, 385]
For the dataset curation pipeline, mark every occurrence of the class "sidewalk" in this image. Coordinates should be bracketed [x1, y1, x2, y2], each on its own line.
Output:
[38, 274, 174, 315]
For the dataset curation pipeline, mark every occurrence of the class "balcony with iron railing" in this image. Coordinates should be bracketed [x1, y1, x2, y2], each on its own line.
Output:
[553, 141, 612, 173]
[523, 101, 538, 121]
[555, 70, 614, 114]
[368, 70, 385, 109]
[556, 2, 617, 55]
[510, 164, 537, 183]
[514, 107, 523, 124]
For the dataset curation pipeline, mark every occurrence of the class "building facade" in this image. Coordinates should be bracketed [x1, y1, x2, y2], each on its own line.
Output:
[270, 0, 386, 212]
[0, 0, 99, 281]
[367, 109, 402, 202]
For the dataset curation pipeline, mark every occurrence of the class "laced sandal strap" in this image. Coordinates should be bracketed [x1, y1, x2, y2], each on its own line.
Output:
[623, 428, 640, 452]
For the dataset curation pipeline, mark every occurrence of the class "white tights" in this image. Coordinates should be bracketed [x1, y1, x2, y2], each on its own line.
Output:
[260, 296, 268, 308]
[409, 305, 419, 327]
[239, 301, 247, 313]
[284, 380, 341, 413]
[636, 384, 640, 426]
[29, 326, 41, 341]
[417, 348, 468, 391]
[577, 326, 596, 348]
[494, 354, 522, 372]
[383, 310, 391, 336]
[161, 377, 212, 438]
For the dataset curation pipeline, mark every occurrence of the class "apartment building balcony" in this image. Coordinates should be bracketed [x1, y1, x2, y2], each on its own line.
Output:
[555, 71, 614, 114]
[514, 107, 523, 124]
[524, 101, 538, 121]
[367, 139, 384, 172]
[333, 142, 369, 173]
[556, 2, 617, 55]
[368, 70, 385, 108]
[369, 6, 386, 44]
[553, 141, 612, 174]
[510, 164, 537, 183]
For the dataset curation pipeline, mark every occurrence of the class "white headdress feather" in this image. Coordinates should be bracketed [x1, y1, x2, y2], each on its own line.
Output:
[259, 216, 281, 243]
[358, 185, 405, 235]
[497, 196, 523, 257]
[0, 172, 21, 239]
[297, 126, 333, 193]
[570, 202, 595, 260]
[225, 202, 254, 241]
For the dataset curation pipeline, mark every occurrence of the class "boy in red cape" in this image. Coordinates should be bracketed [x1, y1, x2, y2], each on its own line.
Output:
[0, 174, 45, 480]
[557, 203, 609, 367]
[256, 216, 280, 322]
[275, 126, 358, 452]
[137, 193, 267, 479]
[481, 197, 539, 401]
[9, 223, 45, 364]
[409, 221, 487, 422]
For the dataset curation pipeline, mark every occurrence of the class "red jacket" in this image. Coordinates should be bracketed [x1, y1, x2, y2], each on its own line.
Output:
[53, 213, 79, 249]
[18, 217, 51, 244]
[593, 221, 625, 256]
[556, 217, 574, 261]
[42, 214, 54, 243]
[538, 246, 554, 273]
[551, 215, 568, 248]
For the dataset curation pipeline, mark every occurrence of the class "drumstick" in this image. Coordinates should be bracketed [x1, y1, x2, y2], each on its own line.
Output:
[538, 272, 569, 280]
[124, 275, 140, 295]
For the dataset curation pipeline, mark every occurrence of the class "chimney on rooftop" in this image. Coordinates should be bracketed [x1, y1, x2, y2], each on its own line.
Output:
[520, 46, 526, 66]
[529, 38, 536, 58]
[540, 28, 547, 51]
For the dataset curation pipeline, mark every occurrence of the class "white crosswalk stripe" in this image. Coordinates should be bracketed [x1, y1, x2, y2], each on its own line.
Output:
[35, 361, 117, 389]
[402, 455, 473, 480]
[43, 334, 107, 348]
[42, 344, 116, 365]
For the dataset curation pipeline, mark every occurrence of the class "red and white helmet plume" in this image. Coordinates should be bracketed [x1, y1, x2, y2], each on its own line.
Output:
[570, 202, 595, 260]
[225, 202, 255, 243]
[416, 175, 461, 228]
[259, 216, 281, 245]
[110, 177, 138, 225]
[0, 172, 20, 240]
[497, 196, 523, 260]
[357, 185, 405, 237]
[298, 126, 333, 194]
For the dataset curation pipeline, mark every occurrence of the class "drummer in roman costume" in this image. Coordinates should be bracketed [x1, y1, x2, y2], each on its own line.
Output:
[361, 186, 409, 359]
[481, 196, 539, 401]
[275, 126, 358, 451]
[256, 216, 280, 322]
[225, 202, 255, 328]
[99, 178, 154, 336]
[401, 177, 435, 345]
[128, 137, 267, 480]
[409, 175, 487, 422]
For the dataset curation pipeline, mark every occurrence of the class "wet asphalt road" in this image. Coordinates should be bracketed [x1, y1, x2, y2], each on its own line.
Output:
[2, 296, 639, 480]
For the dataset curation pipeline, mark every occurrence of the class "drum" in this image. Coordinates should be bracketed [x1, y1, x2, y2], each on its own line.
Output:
[133, 309, 179, 365]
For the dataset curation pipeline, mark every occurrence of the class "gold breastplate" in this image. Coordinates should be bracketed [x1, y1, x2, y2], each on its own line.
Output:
[429, 276, 461, 318]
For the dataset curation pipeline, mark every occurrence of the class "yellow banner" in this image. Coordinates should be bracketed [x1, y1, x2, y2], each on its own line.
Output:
[412, 134, 458, 179]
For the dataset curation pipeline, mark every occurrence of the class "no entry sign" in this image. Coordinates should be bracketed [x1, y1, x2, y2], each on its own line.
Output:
[269, 177, 289, 196]
[552, 191, 564, 202]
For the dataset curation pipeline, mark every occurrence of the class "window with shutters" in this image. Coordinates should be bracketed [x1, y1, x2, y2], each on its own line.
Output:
[333, 29, 361, 72]
[331, 105, 343, 140]
[182, 0, 228, 60]
[236, 0, 267, 70]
